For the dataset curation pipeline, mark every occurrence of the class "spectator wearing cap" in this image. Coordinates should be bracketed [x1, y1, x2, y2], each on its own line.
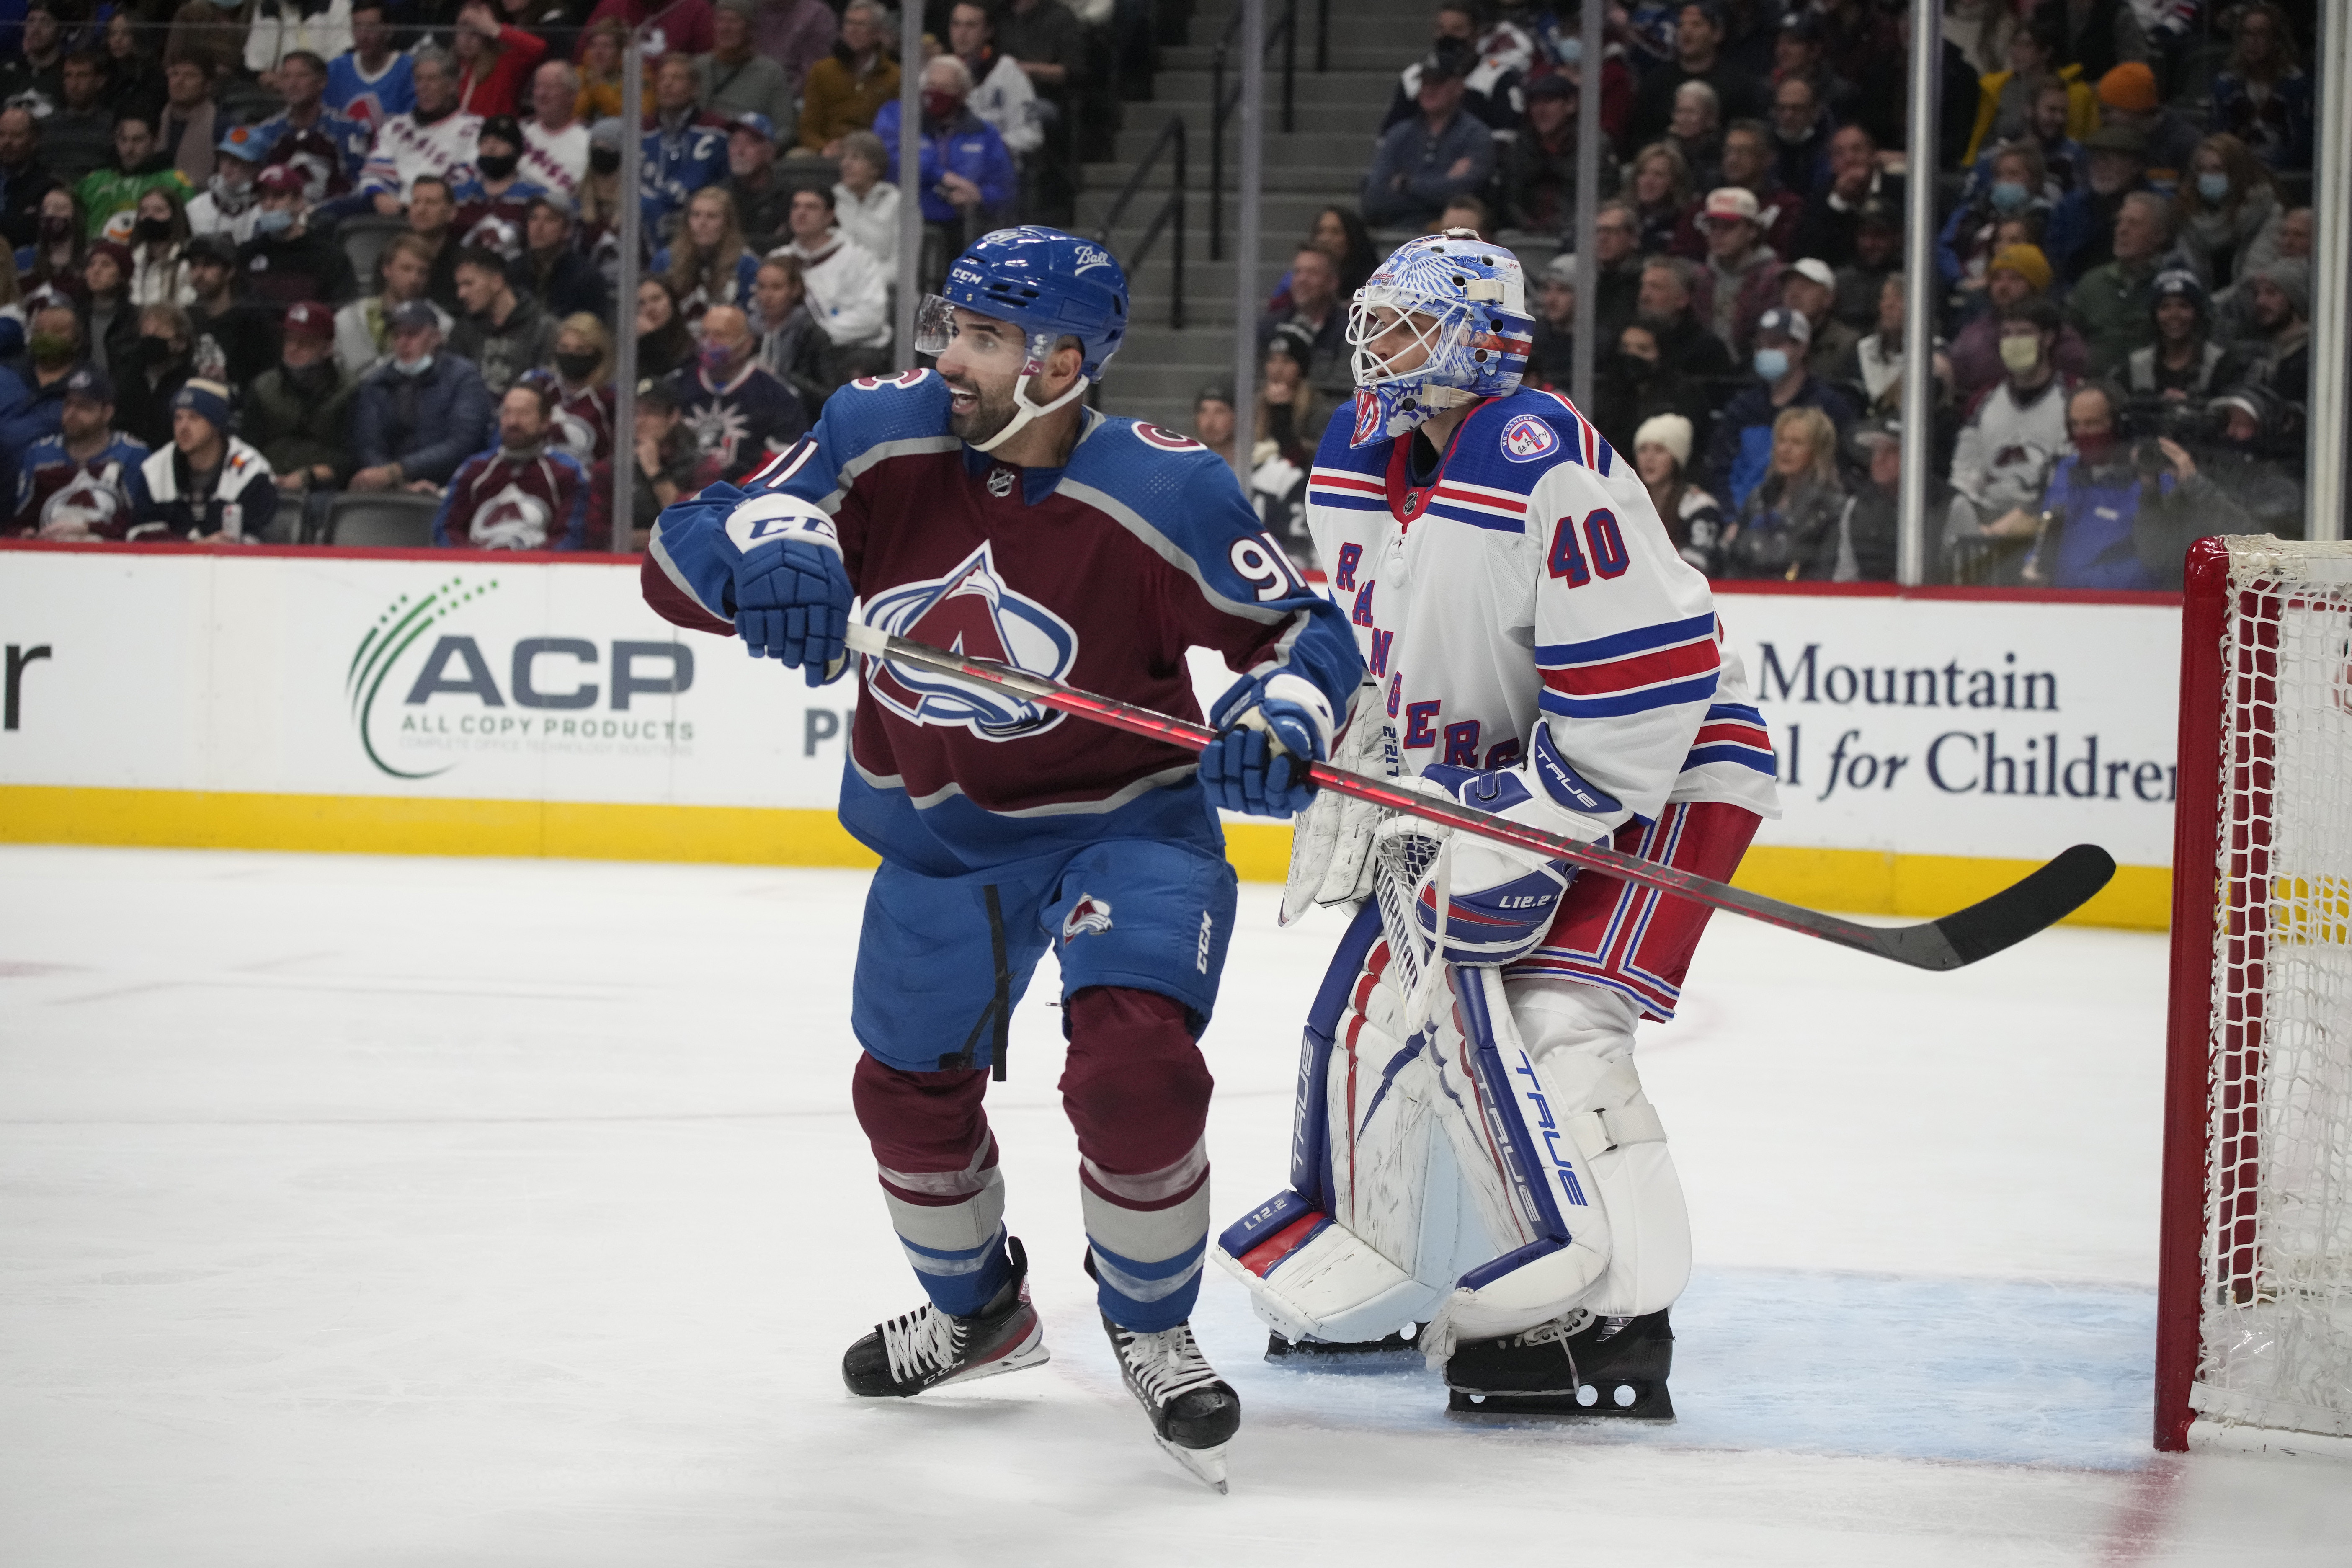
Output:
[587, 376, 720, 553]
[181, 232, 279, 386]
[188, 123, 267, 244]
[2122, 269, 2243, 416]
[449, 115, 549, 257]
[1947, 243, 2087, 400]
[42, 51, 116, 191]
[328, 3, 419, 134]
[1676, 120, 1802, 261]
[1828, 197, 1903, 328]
[673, 302, 809, 481]
[1498, 71, 1617, 238]
[796, 0, 902, 158]
[1769, 7, 1854, 121]
[1379, 6, 1525, 142]
[358, 52, 486, 215]
[832, 130, 900, 276]
[2043, 122, 2150, 281]
[947, 1, 1043, 163]
[251, 50, 372, 204]
[2094, 62, 2197, 184]
[350, 299, 495, 492]
[450, 244, 558, 399]
[241, 299, 361, 524]
[2197, 384, 2302, 539]
[1629, 412, 1726, 575]
[82, 240, 142, 377]
[1523, 252, 1579, 391]
[1361, 50, 1495, 231]
[76, 108, 193, 239]
[1191, 385, 1236, 454]
[2208, 3, 2313, 173]
[874, 54, 1016, 265]
[643, 53, 731, 235]
[2065, 190, 2173, 379]
[238, 165, 358, 313]
[1805, 418, 1900, 582]
[0, 107, 59, 253]
[509, 191, 608, 320]
[1625, 3, 1769, 150]
[523, 62, 589, 196]
[1703, 303, 1855, 511]
[449, 0, 548, 120]
[2171, 134, 2285, 295]
[1694, 186, 1782, 362]
[2237, 258, 2311, 408]
[725, 113, 795, 255]
[125, 377, 276, 542]
[697, 0, 795, 132]
[432, 381, 587, 550]
[1790, 124, 1903, 271]
[1944, 297, 2075, 559]
[10, 365, 148, 540]
[1255, 244, 1348, 394]
[337, 232, 456, 378]
[775, 185, 891, 357]
[1779, 258, 1857, 381]
[653, 187, 761, 327]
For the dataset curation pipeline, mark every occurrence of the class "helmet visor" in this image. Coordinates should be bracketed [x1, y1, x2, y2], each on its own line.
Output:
[913, 293, 957, 358]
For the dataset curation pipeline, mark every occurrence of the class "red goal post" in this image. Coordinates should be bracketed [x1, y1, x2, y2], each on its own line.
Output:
[2157, 536, 2352, 1454]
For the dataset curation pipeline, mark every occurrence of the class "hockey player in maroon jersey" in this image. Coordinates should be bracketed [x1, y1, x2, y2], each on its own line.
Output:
[639, 228, 1363, 1490]
[432, 382, 590, 550]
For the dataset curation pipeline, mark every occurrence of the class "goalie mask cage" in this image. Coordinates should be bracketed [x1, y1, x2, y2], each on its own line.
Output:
[2158, 536, 2352, 1453]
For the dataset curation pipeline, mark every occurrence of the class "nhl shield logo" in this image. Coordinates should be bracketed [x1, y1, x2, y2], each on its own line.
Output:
[1060, 895, 1114, 941]
[1500, 413, 1560, 462]
[986, 466, 1016, 498]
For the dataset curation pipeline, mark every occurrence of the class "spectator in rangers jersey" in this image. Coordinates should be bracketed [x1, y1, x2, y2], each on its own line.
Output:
[522, 63, 588, 196]
[336, 232, 455, 377]
[830, 131, 899, 276]
[10, 365, 147, 540]
[652, 186, 759, 327]
[541, 314, 617, 464]
[948, 0, 1043, 163]
[326, 3, 417, 135]
[722, 113, 794, 257]
[181, 233, 277, 387]
[241, 300, 360, 531]
[696, 0, 795, 132]
[187, 124, 266, 244]
[124, 377, 276, 541]
[432, 381, 587, 550]
[76, 110, 192, 240]
[361, 52, 483, 214]
[450, 245, 557, 398]
[448, 0, 549, 121]
[448, 116, 547, 256]
[508, 191, 607, 320]
[670, 302, 807, 481]
[773, 186, 890, 362]
[253, 51, 372, 204]
[349, 299, 495, 492]
[237, 165, 358, 312]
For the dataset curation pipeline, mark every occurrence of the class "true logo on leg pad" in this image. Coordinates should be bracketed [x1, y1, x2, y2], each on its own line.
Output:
[1061, 896, 1114, 941]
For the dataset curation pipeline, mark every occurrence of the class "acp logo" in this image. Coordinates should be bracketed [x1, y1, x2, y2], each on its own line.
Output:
[860, 542, 1077, 740]
[347, 575, 694, 779]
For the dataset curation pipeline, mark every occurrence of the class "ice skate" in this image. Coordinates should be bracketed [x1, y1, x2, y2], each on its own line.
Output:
[1444, 1306, 1675, 1419]
[841, 1236, 1049, 1398]
[1100, 1313, 1242, 1493]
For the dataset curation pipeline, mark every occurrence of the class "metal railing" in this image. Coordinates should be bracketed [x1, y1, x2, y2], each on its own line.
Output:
[1208, 0, 1298, 260]
[1094, 114, 1189, 330]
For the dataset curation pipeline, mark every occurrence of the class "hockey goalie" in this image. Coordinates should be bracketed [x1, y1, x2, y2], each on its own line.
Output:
[1212, 232, 1782, 1417]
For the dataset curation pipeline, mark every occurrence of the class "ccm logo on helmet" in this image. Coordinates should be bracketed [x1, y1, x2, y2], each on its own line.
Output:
[1500, 413, 1560, 462]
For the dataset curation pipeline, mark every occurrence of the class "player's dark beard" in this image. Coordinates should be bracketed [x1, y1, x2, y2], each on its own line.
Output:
[946, 373, 1018, 446]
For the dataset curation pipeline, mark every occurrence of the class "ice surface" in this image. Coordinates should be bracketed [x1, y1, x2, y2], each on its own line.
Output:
[2, 846, 2346, 1565]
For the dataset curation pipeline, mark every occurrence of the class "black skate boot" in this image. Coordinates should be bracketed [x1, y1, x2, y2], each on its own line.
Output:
[1100, 1313, 1243, 1493]
[1444, 1307, 1675, 1419]
[841, 1235, 1049, 1398]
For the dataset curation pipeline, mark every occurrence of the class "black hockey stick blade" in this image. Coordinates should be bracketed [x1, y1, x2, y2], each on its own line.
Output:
[1867, 843, 2118, 971]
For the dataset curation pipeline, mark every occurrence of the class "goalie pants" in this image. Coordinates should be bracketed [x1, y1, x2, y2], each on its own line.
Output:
[847, 839, 1238, 1332]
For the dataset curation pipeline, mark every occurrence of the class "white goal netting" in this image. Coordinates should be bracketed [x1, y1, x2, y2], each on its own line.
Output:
[2191, 539, 2352, 1440]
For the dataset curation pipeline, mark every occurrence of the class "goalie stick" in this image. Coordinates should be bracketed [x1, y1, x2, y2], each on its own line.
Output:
[838, 622, 2114, 971]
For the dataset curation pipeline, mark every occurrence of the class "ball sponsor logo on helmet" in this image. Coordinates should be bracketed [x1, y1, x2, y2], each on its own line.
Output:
[1071, 243, 1115, 274]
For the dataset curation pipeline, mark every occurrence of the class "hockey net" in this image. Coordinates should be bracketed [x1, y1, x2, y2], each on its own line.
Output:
[2159, 536, 2352, 1451]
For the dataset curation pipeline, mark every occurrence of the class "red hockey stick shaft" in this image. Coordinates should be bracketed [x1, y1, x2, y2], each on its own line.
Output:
[838, 622, 2113, 970]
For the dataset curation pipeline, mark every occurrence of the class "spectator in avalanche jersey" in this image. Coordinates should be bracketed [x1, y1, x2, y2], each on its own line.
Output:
[432, 381, 588, 550]
[643, 53, 730, 237]
[670, 302, 807, 481]
[10, 365, 148, 539]
[125, 377, 277, 542]
[326, 3, 416, 136]
[448, 115, 547, 257]
[253, 51, 371, 203]
[237, 165, 359, 312]
[361, 52, 483, 214]
[449, 0, 549, 120]
[538, 313, 618, 465]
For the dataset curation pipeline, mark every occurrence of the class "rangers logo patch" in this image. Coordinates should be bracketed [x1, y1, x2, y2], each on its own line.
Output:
[1500, 413, 1560, 462]
[1061, 895, 1114, 941]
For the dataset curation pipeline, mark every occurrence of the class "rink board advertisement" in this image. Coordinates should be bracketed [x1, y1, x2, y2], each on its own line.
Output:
[0, 545, 2177, 925]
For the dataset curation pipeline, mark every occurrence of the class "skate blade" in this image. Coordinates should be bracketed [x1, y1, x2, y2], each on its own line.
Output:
[1154, 1435, 1230, 1494]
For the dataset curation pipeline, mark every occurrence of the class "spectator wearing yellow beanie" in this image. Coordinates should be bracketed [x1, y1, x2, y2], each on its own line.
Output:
[1947, 243, 2089, 399]
[2095, 62, 2201, 182]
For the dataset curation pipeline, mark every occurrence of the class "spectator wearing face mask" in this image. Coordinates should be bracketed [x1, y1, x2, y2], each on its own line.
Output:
[241, 300, 361, 518]
[1361, 51, 1495, 231]
[669, 302, 808, 482]
[449, 115, 549, 257]
[113, 300, 203, 450]
[1937, 140, 2053, 305]
[1703, 304, 1856, 511]
[432, 381, 587, 550]
[541, 315, 618, 466]
[124, 186, 194, 307]
[1592, 318, 1710, 461]
[2170, 134, 2283, 294]
[872, 54, 1017, 266]
[1380, 5, 1529, 141]
[1947, 243, 2086, 400]
[76, 109, 193, 238]
[237, 165, 359, 312]
[125, 377, 276, 542]
[1945, 298, 2076, 569]
[350, 300, 495, 492]
[188, 124, 267, 244]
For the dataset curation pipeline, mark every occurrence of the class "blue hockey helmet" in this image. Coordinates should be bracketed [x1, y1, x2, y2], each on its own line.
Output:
[916, 226, 1131, 451]
[1344, 230, 1534, 447]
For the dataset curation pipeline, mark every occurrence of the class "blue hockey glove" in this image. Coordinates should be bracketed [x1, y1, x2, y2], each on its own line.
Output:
[730, 538, 852, 687]
[1199, 672, 1335, 818]
[1389, 765, 1581, 965]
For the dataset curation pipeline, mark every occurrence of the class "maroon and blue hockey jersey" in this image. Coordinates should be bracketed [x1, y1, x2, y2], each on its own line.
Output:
[641, 370, 1363, 875]
[431, 444, 589, 550]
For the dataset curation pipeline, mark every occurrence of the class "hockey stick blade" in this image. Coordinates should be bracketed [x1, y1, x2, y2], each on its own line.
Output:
[838, 622, 2116, 970]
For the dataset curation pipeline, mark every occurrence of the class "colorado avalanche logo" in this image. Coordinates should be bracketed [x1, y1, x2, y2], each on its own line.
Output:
[1060, 895, 1114, 941]
[1500, 412, 1559, 462]
[861, 541, 1078, 740]
[469, 482, 552, 550]
[1134, 424, 1204, 453]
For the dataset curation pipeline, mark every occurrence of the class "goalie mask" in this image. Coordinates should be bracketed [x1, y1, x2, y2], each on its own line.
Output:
[1345, 230, 1534, 447]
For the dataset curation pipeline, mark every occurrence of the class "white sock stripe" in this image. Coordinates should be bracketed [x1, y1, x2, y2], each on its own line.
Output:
[1080, 1181, 1212, 1266]
[876, 1132, 999, 1198]
[1080, 1137, 1208, 1205]
[1090, 1247, 1205, 1305]
[883, 1183, 1006, 1256]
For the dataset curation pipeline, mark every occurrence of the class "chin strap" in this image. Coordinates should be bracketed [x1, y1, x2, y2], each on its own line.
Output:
[967, 331, 1093, 454]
